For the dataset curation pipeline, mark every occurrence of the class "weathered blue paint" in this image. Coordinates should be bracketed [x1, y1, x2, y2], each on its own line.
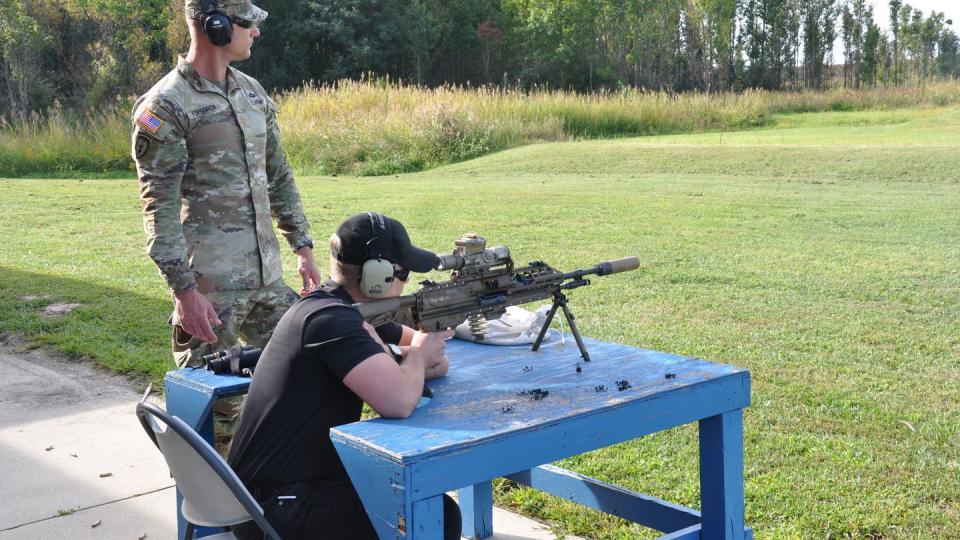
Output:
[333, 337, 748, 461]
[506, 464, 701, 532]
[658, 523, 754, 540]
[699, 410, 746, 540]
[411, 496, 445, 540]
[333, 441, 409, 539]
[458, 481, 493, 539]
[164, 369, 250, 440]
[399, 373, 748, 498]
[330, 335, 752, 539]
[659, 524, 702, 540]
[164, 369, 250, 539]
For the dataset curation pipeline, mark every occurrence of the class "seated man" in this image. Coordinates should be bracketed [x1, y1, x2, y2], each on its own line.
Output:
[229, 212, 460, 539]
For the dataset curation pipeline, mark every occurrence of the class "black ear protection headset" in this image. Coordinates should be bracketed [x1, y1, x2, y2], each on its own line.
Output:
[199, 0, 233, 46]
[359, 212, 397, 298]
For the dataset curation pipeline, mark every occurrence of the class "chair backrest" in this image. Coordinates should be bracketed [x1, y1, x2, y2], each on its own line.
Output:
[136, 401, 281, 539]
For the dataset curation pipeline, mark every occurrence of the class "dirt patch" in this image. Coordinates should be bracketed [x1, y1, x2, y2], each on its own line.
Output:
[41, 302, 81, 317]
[0, 332, 157, 406]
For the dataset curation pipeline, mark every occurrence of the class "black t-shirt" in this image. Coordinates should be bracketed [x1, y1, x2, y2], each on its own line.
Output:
[228, 284, 402, 488]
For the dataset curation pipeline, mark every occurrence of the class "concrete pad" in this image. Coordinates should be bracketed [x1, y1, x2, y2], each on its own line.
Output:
[448, 491, 578, 540]
[0, 486, 176, 540]
[488, 505, 575, 539]
[0, 350, 172, 530]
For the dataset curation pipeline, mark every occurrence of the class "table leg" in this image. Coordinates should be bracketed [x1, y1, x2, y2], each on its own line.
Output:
[459, 481, 494, 539]
[411, 495, 446, 540]
[698, 409, 746, 540]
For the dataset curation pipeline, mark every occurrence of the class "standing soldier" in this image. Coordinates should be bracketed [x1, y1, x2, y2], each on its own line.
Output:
[131, 0, 320, 456]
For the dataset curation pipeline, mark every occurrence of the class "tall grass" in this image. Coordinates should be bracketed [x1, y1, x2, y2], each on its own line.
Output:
[1, 81, 959, 177]
[0, 106, 131, 177]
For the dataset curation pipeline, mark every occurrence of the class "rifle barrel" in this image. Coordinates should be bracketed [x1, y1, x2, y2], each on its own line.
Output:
[562, 256, 640, 280]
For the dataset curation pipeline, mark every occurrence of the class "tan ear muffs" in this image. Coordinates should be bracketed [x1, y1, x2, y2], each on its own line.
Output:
[359, 212, 394, 298]
[360, 258, 395, 298]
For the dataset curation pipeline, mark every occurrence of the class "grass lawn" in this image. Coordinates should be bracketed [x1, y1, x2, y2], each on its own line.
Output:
[0, 106, 957, 538]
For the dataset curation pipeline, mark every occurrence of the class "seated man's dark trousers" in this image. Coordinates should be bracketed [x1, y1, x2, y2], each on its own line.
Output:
[232, 478, 462, 540]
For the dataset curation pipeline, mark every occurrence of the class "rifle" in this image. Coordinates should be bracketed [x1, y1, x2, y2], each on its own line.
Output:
[200, 345, 261, 375]
[356, 234, 639, 361]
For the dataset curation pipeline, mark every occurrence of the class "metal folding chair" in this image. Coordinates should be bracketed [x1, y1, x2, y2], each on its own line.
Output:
[136, 401, 281, 540]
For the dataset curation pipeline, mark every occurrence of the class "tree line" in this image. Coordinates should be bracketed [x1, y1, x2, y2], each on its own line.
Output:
[0, 0, 957, 122]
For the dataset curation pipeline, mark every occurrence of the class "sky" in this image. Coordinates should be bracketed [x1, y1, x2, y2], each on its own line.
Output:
[865, 0, 959, 29]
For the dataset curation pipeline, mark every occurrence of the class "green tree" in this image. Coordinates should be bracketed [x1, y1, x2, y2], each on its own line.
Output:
[889, 0, 901, 84]
[0, 0, 50, 119]
[850, 0, 869, 88]
[427, 0, 500, 85]
[801, 0, 839, 89]
[861, 15, 881, 86]
[88, 0, 173, 99]
[917, 11, 946, 86]
[700, 0, 739, 90]
[742, 0, 796, 89]
[244, 0, 326, 91]
[841, 2, 853, 87]
[937, 27, 959, 78]
[502, 0, 601, 89]
[306, 0, 413, 81]
[408, 0, 443, 85]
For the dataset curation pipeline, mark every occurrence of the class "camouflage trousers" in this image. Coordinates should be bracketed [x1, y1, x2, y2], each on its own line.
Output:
[172, 279, 298, 457]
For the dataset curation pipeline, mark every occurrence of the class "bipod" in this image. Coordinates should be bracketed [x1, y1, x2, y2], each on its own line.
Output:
[532, 291, 591, 361]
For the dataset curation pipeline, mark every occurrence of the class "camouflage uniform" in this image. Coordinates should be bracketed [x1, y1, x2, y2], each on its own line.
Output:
[132, 48, 311, 455]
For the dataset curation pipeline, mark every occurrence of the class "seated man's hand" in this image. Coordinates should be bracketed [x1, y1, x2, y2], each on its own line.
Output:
[410, 329, 452, 359]
[424, 353, 449, 380]
[410, 329, 452, 379]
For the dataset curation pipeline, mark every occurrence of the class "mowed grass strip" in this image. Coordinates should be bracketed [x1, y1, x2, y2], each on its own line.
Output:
[0, 107, 957, 538]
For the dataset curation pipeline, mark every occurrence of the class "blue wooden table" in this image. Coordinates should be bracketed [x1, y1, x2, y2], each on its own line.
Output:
[165, 336, 751, 540]
[330, 336, 751, 540]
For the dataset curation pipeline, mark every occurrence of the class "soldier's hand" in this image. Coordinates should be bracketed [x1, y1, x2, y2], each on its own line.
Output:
[173, 288, 221, 343]
[297, 246, 321, 295]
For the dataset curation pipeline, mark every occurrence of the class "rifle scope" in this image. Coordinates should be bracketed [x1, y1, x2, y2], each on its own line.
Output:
[435, 233, 512, 273]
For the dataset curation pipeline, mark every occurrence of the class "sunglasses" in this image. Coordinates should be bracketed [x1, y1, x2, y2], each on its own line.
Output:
[231, 17, 258, 29]
[392, 265, 410, 282]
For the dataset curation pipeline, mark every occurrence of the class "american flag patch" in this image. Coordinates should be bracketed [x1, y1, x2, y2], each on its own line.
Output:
[137, 110, 164, 133]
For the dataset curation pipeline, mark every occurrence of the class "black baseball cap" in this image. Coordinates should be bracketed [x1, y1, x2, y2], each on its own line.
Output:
[331, 213, 438, 272]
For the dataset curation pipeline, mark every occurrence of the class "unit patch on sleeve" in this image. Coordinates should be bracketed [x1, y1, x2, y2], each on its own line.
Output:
[246, 91, 265, 106]
[135, 134, 151, 159]
[136, 109, 164, 134]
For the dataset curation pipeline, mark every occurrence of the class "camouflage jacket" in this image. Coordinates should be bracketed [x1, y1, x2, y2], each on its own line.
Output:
[131, 55, 312, 293]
